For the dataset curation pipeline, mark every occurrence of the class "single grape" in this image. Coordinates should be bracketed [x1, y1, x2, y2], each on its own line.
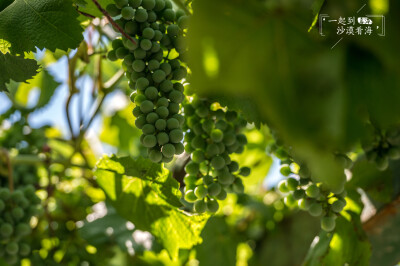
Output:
[145, 86, 159, 100]
[153, 70, 166, 83]
[0, 223, 13, 237]
[6, 242, 18, 255]
[149, 150, 162, 163]
[321, 216, 336, 232]
[174, 143, 184, 154]
[169, 129, 183, 143]
[292, 189, 305, 200]
[162, 144, 175, 158]
[132, 60, 146, 72]
[155, 119, 167, 130]
[135, 9, 148, 22]
[192, 150, 205, 163]
[143, 135, 157, 148]
[239, 167, 251, 177]
[286, 177, 299, 191]
[156, 106, 169, 118]
[194, 200, 206, 213]
[308, 203, 323, 217]
[121, 6, 135, 19]
[280, 165, 292, 176]
[142, 124, 155, 134]
[206, 199, 219, 213]
[184, 190, 197, 203]
[140, 100, 154, 113]
[211, 156, 225, 170]
[157, 132, 169, 145]
[278, 180, 289, 193]
[163, 9, 176, 22]
[331, 199, 346, 213]
[185, 161, 199, 175]
[106, 4, 121, 17]
[194, 185, 207, 199]
[142, 0, 156, 10]
[306, 184, 320, 198]
[146, 112, 159, 124]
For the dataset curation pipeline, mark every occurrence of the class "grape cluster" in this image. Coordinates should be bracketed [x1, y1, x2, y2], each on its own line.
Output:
[106, 0, 189, 163]
[362, 123, 400, 171]
[182, 98, 251, 213]
[273, 145, 349, 232]
[0, 185, 41, 264]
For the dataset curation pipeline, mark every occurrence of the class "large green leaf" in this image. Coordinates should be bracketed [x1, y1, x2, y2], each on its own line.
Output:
[0, 0, 83, 54]
[10, 69, 60, 109]
[95, 155, 209, 259]
[0, 53, 38, 92]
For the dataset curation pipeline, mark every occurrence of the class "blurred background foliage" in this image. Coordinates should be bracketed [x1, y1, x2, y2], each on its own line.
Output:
[0, 0, 400, 265]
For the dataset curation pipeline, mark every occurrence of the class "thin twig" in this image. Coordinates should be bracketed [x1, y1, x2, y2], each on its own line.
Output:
[91, 0, 137, 45]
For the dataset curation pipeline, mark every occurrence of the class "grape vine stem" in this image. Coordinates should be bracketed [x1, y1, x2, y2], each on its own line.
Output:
[90, 0, 137, 45]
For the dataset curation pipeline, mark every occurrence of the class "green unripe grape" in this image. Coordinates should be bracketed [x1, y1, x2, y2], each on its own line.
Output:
[0, 223, 13, 237]
[206, 143, 220, 157]
[278, 180, 289, 193]
[146, 112, 159, 123]
[116, 47, 129, 59]
[201, 120, 213, 134]
[167, 118, 179, 130]
[227, 161, 239, 173]
[131, 71, 145, 81]
[185, 161, 199, 175]
[211, 156, 225, 170]
[164, 0, 172, 8]
[178, 15, 189, 29]
[176, 9, 185, 19]
[284, 194, 297, 207]
[134, 94, 147, 105]
[292, 189, 305, 200]
[169, 129, 183, 143]
[147, 11, 157, 22]
[192, 123, 204, 135]
[148, 59, 160, 71]
[192, 150, 205, 163]
[162, 144, 175, 158]
[124, 38, 139, 50]
[169, 59, 180, 70]
[280, 165, 292, 176]
[306, 184, 320, 198]
[174, 142, 184, 155]
[159, 63, 171, 76]
[128, 0, 142, 8]
[217, 143, 226, 154]
[139, 39, 152, 51]
[321, 216, 336, 232]
[209, 129, 223, 143]
[218, 170, 234, 185]
[154, 0, 165, 11]
[112, 39, 124, 50]
[298, 198, 310, 210]
[153, 70, 166, 83]
[151, 50, 164, 61]
[156, 97, 169, 107]
[162, 156, 173, 163]
[157, 132, 169, 145]
[331, 199, 346, 213]
[135, 9, 148, 22]
[184, 190, 197, 203]
[136, 77, 150, 90]
[106, 4, 121, 17]
[169, 90, 183, 103]
[12, 207, 24, 220]
[207, 199, 219, 213]
[172, 114, 185, 126]
[275, 148, 289, 160]
[149, 149, 162, 163]
[203, 175, 214, 185]
[225, 111, 237, 121]
[376, 156, 389, 171]
[140, 100, 154, 113]
[215, 120, 227, 131]
[151, 41, 161, 52]
[132, 60, 145, 72]
[142, 0, 155, 10]
[124, 54, 135, 66]
[160, 80, 173, 92]
[142, 124, 155, 134]
[216, 189, 227, 200]
[194, 185, 207, 199]
[153, 30, 163, 41]
[121, 6, 135, 19]
[167, 24, 180, 37]
[115, 0, 128, 8]
[163, 8, 175, 22]
[232, 178, 245, 193]
[135, 116, 146, 129]
[194, 200, 207, 213]
[145, 86, 158, 100]
[6, 242, 19, 255]
[239, 167, 251, 177]
[309, 203, 323, 217]
[173, 67, 187, 80]
[223, 132, 236, 146]
[143, 135, 157, 147]
[125, 21, 139, 35]
[299, 178, 310, 186]
[155, 119, 167, 130]
[19, 243, 30, 256]
[15, 223, 31, 236]
[156, 106, 169, 118]
[191, 136, 205, 150]
[285, 178, 298, 191]
[107, 50, 118, 61]
[134, 48, 146, 59]
[207, 183, 221, 196]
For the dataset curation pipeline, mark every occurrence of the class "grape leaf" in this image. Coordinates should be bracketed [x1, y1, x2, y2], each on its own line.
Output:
[0, 0, 13, 12]
[95, 155, 209, 259]
[10, 69, 60, 109]
[74, 0, 114, 18]
[0, 0, 83, 54]
[0, 53, 39, 92]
